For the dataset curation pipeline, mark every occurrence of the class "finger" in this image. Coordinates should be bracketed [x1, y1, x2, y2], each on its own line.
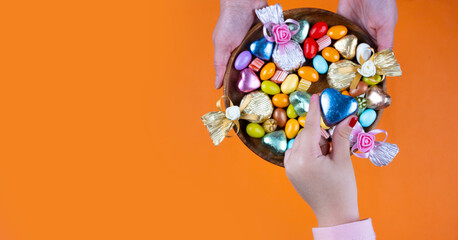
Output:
[294, 94, 322, 155]
[376, 26, 395, 51]
[331, 115, 358, 161]
[213, 45, 231, 89]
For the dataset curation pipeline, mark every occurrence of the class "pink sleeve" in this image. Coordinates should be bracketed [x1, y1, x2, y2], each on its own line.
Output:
[312, 218, 375, 240]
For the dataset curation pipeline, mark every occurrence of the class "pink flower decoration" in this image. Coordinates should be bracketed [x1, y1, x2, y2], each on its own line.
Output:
[272, 23, 291, 44]
[356, 132, 375, 153]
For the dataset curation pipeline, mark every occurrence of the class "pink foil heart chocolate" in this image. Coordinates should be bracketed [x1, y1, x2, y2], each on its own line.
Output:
[237, 68, 261, 93]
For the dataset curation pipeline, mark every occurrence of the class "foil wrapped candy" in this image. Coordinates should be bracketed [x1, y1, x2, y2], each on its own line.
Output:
[351, 128, 399, 167]
[255, 4, 305, 72]
[327, 48, 402, 91]
[201, 92, 273, 146]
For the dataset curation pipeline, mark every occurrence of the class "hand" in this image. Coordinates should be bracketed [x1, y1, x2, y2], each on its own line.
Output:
[337, 0, 398, 51]
[213, 0, 267, 89]
[284, 94, 360, 227]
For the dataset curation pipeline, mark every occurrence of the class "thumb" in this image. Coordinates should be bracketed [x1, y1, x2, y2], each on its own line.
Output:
[213, 45, 231, 89]
[331, 115, 358, 160]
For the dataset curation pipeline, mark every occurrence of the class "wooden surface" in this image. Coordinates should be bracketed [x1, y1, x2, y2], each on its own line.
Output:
[223, 8, 381, 167]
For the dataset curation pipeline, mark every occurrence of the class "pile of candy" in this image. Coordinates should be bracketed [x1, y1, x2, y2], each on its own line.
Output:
[202, 4, 401, 166]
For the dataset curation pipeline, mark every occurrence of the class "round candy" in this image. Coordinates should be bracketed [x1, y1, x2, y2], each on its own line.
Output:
[272, 93, 290, 108]
[287, 139, 295, 149]
[262, 119, 277, 133]
[349, 81, 369, 97]
[298, 66, 319, 82]
[312, 55, 328, 74]
[322, 47, 340, 63]
[246, 123, 265, 138]
[303, 37, 318, 59]
[309, 21, 328, 39]
[327, 25, 348, 40]
[261, 81, 280, 95]
[260, 62, 276, 80]
[362, 74, 382, 86]
[287, 104, 298, 119]
[273, 108, 287, 128]
[298, 115, 307, 127]
[359, 109, 377, 127]
[234, 50, 252, 70]
[285, 119, 300, 139]
[281, 74, 299, 94]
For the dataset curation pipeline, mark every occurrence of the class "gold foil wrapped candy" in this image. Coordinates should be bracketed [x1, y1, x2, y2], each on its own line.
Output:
[201, 92, 273, 146]
[334, 34, 358, 59]
[327, 48, 402, 91]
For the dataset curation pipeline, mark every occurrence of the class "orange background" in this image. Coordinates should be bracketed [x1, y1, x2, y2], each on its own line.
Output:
[0, 0, 457, 239]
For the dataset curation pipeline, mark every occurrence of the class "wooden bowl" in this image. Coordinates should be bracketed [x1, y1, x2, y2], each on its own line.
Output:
[223, 8, 383, 167]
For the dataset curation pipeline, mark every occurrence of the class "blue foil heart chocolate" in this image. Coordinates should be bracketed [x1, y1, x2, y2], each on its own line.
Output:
[250, 37, 274, 61]
[320, 88, 358, 127]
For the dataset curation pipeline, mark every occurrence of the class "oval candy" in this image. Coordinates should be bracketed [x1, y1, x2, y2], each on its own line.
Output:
[287, 138, 295, 149]
[312, 55, 328, 74]
[327, 25, 348, 40]
[359, 109, 377, 127]
[260, 62, 276, 80]
[298, 115, 307, 127]
[287, 104, 298, 119]
[273, 108, 287, 128]
[349, 81, 369, 97]
[298, 66, 319, 82]
[261, 80, 280, 95]
[322, 47, 340, 63]
[309, 21, 328, 39]
[234, 50, 252, 70]
[303, 37, 318, 59]
[281, 74, 299, 94]
[362, 74, 382, 86]
[272, 93, 290, 108]
[246, 123, 265, 138]
[285, 119, 300, 139]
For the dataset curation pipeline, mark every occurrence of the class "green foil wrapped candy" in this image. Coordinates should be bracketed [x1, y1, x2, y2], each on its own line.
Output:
[289, 91, 312, 117]
[261, 130, 287, 155]
[290, 19, 309, 44]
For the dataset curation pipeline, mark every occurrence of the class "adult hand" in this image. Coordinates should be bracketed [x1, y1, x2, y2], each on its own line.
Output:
[337, 0, 398, 51]
[213, 0, 267, 89]
[284, 94, 360, 227]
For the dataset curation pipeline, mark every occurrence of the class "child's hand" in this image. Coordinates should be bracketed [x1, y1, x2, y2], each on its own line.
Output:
[213, 0, 267, 89]
[284, 94, 360, 227]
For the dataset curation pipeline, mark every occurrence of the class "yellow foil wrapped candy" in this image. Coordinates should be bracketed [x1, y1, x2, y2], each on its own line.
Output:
[327, 48, 402, 91]
[201, 92, 273, 146]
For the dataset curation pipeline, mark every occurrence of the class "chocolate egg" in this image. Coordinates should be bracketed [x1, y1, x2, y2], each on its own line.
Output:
[234, 50, 252, 70]
[285, 119, 300, 139]
[272, 93, 290, 108]
[309, 21, 328, 39]
[349, 81, 368, 97]
[261, 80, 280, 95]
[260, 62, 276, 80]
[298, 66, 319, 82]
[246, 123, 265, 138]
[303, 37, 318, 59]
[322, 47, 340, 63]
[313, 55, 328, 74]
[286, 104, 298, 119]
[281, 74, 299, 94]
[327, 25, 348, 40]
[273, 108, 287, 128]
[298, 115, 307, 127]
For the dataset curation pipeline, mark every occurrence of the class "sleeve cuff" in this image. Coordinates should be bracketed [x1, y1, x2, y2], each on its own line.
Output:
[312, 218, 375, 240]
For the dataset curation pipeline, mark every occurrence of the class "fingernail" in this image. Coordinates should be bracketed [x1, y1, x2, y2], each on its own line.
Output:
[311, 94, 316, 101]
[215, 76, 219, 89]
[349, 116, 358, 128]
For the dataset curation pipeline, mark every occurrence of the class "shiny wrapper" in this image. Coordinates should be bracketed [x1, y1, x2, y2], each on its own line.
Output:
[369, 141, 399, 167]
[366, 85, 392, 110]
[272, 41, 306, 72]
[255, 4, 305, 72]
[201, 111, 233, 146]
[261, 130, 287, 155]
[374, 49, 402, 76]
[240, 91, 273, 123]
[262, 119, 277, 133]
[334, 34, 358, 59]
[327, 60, 358, 91]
